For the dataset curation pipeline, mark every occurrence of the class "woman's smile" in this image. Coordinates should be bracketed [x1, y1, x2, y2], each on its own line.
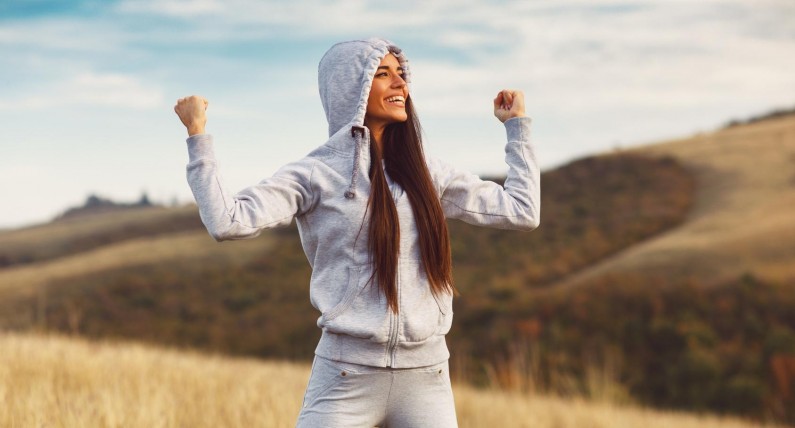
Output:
[385, 95, 405, 106]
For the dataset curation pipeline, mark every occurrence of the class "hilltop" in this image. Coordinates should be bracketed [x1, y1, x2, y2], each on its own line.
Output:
[552, 113, 795, 289]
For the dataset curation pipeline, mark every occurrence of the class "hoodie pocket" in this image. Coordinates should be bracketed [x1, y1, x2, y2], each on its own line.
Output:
[401, 264, 452, 342]
[322, 265, 391, 343]
[322, 266, 365, 323]
[433, 289, 454, 336]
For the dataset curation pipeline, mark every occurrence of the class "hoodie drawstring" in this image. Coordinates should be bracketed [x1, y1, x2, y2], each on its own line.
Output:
[345, 127, 365, 199]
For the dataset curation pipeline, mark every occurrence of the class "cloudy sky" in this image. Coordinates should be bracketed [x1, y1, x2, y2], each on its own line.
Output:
[1, 0, 793, 229]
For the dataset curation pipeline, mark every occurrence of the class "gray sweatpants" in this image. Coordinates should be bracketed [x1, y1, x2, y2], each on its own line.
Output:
[295, 355, 459, 427]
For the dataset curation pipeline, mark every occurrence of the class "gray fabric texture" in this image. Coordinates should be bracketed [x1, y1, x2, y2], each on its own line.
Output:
[184, 37, 540, 369]
[295, 355, 458, 427]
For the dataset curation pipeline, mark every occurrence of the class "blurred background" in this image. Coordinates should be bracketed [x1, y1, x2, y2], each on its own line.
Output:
[1, 0, 794, 426]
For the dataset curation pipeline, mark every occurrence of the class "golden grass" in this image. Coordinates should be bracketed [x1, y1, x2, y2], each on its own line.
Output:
[0, 333, 306, 427]
[555, 115, 795, 289]
[0, 333, 784, 428]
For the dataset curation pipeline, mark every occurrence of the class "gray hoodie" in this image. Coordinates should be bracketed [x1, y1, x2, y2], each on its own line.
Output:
[184, 38, 540, 368]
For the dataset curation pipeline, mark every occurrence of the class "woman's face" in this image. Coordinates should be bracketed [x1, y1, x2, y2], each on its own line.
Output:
[364, 53, 408, 132]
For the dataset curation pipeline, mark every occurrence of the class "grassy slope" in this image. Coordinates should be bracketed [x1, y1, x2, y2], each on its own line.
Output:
[3, 116, 794, 421]
[0, 153, 692, 360]
[0, 150, 693, 307]
[4, 115, 792, 296]
[0, 205, 203, 267]
[0, 332, 783, 428]
[0, 206, 272, 298]
[551, 114, 795, 290]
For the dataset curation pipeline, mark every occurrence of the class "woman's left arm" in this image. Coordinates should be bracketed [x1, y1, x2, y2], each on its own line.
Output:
[427, 90, 540, 231]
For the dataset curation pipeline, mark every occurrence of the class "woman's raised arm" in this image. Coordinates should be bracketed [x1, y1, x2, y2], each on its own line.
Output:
[175, 96, 317, 242]
[427, 90, 540, 231]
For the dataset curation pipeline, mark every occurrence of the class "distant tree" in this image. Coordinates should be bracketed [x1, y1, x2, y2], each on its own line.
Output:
[84, 194, 114, 208]
[138, 192, 152, 207]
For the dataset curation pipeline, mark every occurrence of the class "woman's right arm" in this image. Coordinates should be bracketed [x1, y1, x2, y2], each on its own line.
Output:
[427, 90, 540, 232]
[176, 96, 316, 242]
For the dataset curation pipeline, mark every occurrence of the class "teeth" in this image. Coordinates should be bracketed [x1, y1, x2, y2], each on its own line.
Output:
[386, 96, 405, 103]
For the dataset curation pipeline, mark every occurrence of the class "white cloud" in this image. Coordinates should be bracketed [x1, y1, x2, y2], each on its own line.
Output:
[0, 72, 164, 110]
[115, 0, 224, 17]
[0, 18, 122, 52]
[111, 0, 510, 42]
[70, 73, 164, 108]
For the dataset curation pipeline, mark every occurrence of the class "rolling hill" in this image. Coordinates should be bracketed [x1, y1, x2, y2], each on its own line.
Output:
[552, 114, 795, 290]
[1, 112, 793, 423]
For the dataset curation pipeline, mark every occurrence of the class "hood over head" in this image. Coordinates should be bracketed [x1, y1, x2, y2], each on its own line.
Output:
[318, 38, 412, 138]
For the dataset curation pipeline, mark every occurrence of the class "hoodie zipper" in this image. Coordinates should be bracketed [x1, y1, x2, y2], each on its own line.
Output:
[386, 258, 401, 367]
[386, 185, 401, 367]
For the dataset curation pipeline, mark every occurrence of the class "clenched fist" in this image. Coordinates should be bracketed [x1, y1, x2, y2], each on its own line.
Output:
[174, 95, 209, 136]
[493, 90, 526, 123]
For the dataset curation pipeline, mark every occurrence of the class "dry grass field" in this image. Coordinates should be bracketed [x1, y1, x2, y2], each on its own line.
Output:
[0, 332, 785, 428]
[554, 114, 795, 289]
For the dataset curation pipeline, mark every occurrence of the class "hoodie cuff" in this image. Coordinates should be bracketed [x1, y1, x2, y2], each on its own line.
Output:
[186, 134, 215, 163]
[504, 116, 532, 142]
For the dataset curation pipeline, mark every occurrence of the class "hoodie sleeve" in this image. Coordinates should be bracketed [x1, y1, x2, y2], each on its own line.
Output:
[185, 134, 316, 241]
[428, 117, 540, 231]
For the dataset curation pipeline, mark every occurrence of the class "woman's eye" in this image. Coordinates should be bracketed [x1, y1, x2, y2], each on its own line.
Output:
[376, 72, 388, 77]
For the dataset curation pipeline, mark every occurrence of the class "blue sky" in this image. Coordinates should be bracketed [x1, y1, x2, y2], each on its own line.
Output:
[1, 0, 793, 229]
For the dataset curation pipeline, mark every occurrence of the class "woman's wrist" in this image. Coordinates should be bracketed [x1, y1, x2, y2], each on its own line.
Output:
[187, 125, 206, 136]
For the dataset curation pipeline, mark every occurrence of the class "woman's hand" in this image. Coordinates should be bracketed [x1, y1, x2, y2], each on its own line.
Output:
[493, 89, 526, 123]
[174, 95, 209, 136]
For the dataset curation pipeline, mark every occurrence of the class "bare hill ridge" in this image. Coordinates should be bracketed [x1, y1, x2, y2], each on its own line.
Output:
[552, 114, 795, 290]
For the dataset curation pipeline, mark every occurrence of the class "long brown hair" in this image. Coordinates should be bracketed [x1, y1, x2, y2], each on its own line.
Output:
[366, 98, 456, 313]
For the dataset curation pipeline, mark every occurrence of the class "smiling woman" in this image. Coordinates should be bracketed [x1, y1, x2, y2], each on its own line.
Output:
[364, 53, 408, 144]
[173, 37, 540, 427]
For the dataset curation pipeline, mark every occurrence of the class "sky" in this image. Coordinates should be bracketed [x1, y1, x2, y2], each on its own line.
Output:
[1, 0, 793, 229]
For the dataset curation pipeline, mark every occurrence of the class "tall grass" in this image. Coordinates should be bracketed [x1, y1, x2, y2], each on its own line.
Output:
[0, 333, 785, 428]
[475, 341, 632, 405]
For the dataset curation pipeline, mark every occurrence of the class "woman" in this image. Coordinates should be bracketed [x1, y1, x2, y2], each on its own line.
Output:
[174, 38, 539, 427]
